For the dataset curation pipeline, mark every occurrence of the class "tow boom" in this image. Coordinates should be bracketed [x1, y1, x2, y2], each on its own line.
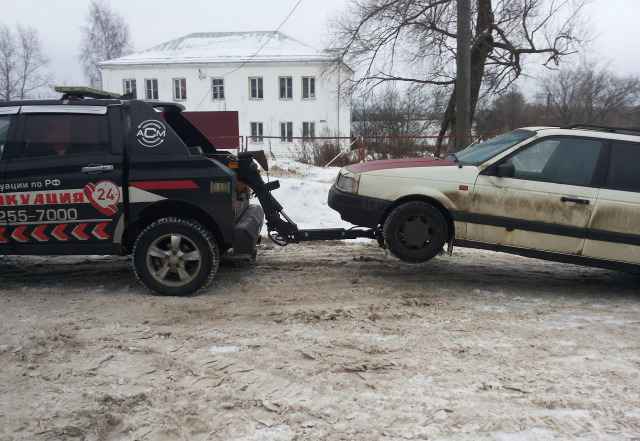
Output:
[236, 152, 377, 246]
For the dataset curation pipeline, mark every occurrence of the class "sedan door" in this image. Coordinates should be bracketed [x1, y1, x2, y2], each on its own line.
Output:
[464, 136, 606, 255]
[583, 140, 640, 264]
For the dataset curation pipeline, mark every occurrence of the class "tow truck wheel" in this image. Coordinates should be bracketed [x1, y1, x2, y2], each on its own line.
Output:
[383, 201, 448, 263]
[132, 218, 220, 296]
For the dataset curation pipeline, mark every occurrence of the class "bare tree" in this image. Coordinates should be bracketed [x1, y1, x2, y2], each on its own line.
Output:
[79, 0, 132, 88]
[472, 65, 640, 138]
[0, 24, 50, 101]
[352, 86, 444, 157]
[0, 25, 17, 101]
[542, 65, 640, 126]
[475, 88, 546, 137]
[334, 0, 588, 154]
[353, 86, 438, 136]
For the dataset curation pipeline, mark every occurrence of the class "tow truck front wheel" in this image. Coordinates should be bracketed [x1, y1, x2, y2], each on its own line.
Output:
[383, 201, 448, 263]
[133, 218, 219, 296]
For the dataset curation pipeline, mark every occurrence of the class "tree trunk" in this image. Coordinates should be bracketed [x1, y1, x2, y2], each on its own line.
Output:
[435, 0, 494, 155]
[436, 89, 455, 157]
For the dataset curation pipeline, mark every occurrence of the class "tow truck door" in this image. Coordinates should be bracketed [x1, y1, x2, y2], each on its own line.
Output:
[1, 105, 124, 254]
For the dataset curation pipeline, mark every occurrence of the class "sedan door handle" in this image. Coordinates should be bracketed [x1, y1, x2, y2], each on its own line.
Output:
[82, 164, 114, 174]
[561, 196, 590, 205]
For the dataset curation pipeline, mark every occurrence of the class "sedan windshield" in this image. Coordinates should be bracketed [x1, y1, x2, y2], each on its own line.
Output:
[454, 130, 535, 165]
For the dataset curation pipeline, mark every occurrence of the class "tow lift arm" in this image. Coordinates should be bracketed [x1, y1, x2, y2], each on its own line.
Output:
[236, 152, 378, 246]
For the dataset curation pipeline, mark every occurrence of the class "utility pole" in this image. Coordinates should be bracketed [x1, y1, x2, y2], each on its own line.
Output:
[455, 0, 472, 150]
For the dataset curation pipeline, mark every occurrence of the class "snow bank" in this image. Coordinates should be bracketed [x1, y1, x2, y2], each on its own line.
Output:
[261, 158, 356, 233]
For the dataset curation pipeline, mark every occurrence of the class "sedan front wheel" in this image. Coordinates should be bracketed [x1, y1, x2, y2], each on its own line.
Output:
[383, 201, 449, 263]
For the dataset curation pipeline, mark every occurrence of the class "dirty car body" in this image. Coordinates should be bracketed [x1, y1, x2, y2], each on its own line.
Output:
[329, 126, 640, 271]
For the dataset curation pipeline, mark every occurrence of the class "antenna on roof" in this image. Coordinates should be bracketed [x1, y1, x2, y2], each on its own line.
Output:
[54, 86, 122, 100]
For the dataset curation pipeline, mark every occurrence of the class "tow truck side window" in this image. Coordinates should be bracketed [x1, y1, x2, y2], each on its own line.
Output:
[20, 113, 109, 158]
[0, 116, 13, 160]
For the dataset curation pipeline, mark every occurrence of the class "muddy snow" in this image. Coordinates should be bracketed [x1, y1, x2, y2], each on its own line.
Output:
[1, 243, 640, 441]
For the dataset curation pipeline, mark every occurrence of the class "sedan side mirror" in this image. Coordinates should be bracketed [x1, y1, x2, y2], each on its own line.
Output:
[495, 162, 515, 178]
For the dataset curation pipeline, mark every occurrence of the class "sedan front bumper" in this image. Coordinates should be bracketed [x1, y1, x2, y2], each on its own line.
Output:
[328, 185, 391, 228]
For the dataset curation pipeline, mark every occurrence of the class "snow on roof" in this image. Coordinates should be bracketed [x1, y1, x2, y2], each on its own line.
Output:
[100, 31, 338, 66]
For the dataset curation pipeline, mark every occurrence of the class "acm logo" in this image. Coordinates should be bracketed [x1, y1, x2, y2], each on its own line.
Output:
[136, 120, 167, 148]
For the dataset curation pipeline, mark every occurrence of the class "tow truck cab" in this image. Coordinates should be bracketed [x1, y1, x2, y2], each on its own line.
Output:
[0, 88, 264, 296]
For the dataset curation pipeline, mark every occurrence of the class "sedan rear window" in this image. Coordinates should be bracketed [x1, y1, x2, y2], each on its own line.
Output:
[455, 130, 535, 165]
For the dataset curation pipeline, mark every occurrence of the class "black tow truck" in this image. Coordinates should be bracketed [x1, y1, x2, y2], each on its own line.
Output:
[0, 87, 375, 295]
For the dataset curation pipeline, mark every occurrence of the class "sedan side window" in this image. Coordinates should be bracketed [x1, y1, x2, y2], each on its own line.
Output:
[605, 141, 640, 192]
[504, 137, 604, 187]
[509, 139, 559, 176]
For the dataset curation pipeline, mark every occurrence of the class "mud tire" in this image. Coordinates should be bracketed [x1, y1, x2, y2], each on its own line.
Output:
[132, 217, 219, 296]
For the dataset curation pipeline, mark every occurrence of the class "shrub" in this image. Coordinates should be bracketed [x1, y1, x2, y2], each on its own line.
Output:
[295, 141, 357, 167]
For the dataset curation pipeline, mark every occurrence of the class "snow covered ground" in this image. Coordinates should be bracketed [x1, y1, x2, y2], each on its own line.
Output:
[2, 242, 640, 440]
[262, 158, 357, 231]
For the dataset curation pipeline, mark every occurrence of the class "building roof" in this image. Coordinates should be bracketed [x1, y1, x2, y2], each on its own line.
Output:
[100, 31, 338, 67]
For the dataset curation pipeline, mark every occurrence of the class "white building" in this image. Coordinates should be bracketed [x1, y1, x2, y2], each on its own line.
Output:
[100, 31, 352, 154]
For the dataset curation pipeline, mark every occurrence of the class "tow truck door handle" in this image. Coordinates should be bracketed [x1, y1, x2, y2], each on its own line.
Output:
[561, 196, 590, 205]
[82, 164, 114, 174]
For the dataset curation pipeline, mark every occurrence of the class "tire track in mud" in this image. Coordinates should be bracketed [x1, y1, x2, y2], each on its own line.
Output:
[2, 242, 640, 440]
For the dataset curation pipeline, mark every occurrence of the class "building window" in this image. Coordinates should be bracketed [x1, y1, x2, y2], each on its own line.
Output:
[123, 79, 137, 98]
[173, 78, 187, 101]
[302, 77, 315, 99]
[280, 122, 293, 142]
[145, 79, 159, 100]
[250, 122, 264, 142]
[302, 121, 315, 139]
[249, 77, 263, 99]
[279, 76, 293, 99]
[212, 78, 225, 100]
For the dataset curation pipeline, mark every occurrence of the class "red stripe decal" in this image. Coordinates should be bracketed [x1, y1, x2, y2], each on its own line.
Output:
[130, 180, 199, 190]
[92, 222, 110, 240]
[52, 224, 69, 241]
[0, 227, 7, 244]
[11, 226, 28, 243]
[72, 224, 90, 241]
[32, 225, 49, 242]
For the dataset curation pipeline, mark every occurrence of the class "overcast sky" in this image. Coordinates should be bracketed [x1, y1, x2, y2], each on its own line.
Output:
[2, 0, 640, 91]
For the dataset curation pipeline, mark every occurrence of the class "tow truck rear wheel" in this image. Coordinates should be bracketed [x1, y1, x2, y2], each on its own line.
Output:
[383, 201, 448, 263]
[132, 217, 219, 296]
